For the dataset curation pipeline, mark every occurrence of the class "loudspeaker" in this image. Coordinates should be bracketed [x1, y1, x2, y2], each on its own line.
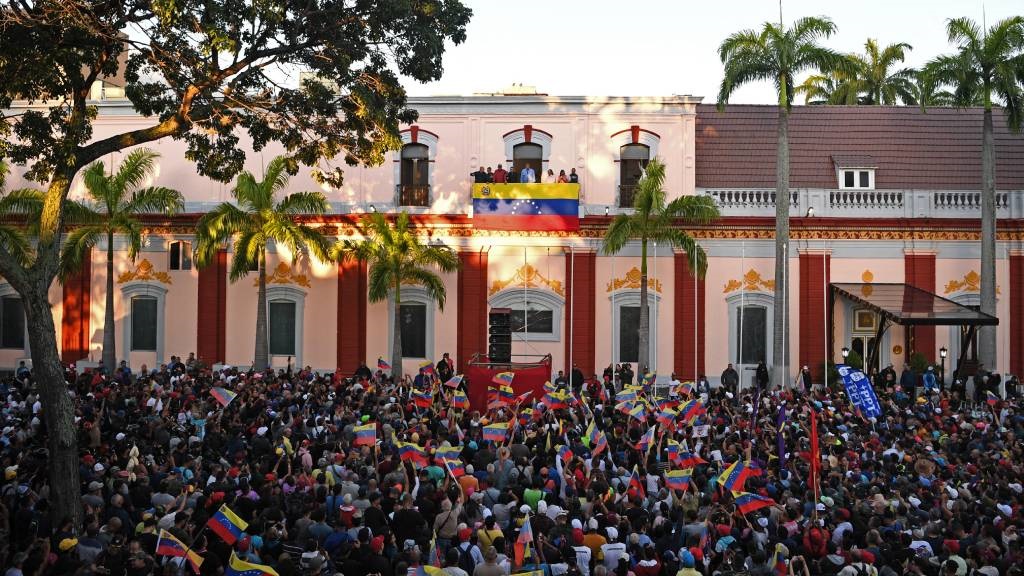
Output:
[488, 308, 512, 363]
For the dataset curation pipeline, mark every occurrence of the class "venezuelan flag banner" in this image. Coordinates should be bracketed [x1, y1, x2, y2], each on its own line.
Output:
[225, 552, 279, 576]
[156, 530, 204, 573]
[664, 469, 692, 492]
[206, 504, 248, 545]
[472, 183, 580, 231]
[732, 490, 776, 515]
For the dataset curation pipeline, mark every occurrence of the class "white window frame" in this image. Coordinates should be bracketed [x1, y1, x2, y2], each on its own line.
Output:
[388, 286, 434, 361]
[489, 289, 564, 342]
[168, 240, 192, 271]
[727, 291, 774, 373]
[266, 285, 306, 368]
[120, 283, 168, 363]
[837, 168, 875, 190]
[0, 284, 28, 354]
[393, 128, 438, 210]
[502, 127, 553, 169]
[609, 290, 660, 370]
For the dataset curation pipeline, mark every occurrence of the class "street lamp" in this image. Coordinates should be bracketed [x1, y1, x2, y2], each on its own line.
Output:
[939, 346, 948, 386]
[841, 346, 850, 361]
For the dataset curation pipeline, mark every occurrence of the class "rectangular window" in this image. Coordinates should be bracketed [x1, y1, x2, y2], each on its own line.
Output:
[169, 241, 192, 271]
[844, 171, 855, 188]
[0, 296, 25, 349]
[131, 297, 158, 351]
[400, 303, 427, 358]
[510, 306, 554, 334]
[619, 305, 640, 363]
[859, 171, 870, 188]
[736, 306, 767, 365]
[269, 301, 296, 355]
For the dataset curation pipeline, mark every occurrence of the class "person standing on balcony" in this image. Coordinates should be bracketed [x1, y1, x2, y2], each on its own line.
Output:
[569, 167, 579, 183]
[485, 167, 494, 182]
[543, 168, 557, 183]
[557, 169, 569, 183]
[471, 166, 489, 183]
[520, 164, 535, 183]
[493, 164, 507, 183]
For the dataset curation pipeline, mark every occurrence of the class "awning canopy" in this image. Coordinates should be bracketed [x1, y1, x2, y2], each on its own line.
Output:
[830, 283, 999, 326]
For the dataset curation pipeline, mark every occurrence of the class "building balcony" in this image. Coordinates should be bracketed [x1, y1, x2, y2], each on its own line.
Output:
[397, 184, 430, 207]
[703, 188, 1024, 219]
[618, 184, 637, 208]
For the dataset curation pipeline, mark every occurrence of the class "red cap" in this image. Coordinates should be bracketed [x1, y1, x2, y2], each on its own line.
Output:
[458, 527, 473, 542]
[371, 535, 385, 553]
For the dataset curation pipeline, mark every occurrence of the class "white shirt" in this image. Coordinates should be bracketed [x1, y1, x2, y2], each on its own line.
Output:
[573, 545, 593, 576]
[601, 542, 627, 571]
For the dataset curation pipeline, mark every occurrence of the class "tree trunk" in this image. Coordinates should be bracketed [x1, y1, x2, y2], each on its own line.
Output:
[24, 271, 82, 530]
[253, 250, 269, 370]
[392, 284, 403, 382]
[979, 107, 997, 369]
[638, 238, 650, 375]
[772, 106, 791, 389]
[102, 230, 116, 371]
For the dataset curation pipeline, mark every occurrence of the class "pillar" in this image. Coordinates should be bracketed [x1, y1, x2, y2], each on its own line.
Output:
[798, 250, 831, 382]
[337, 259, 368, 371]
[905, 252, 936, 361]
[196, 249, 227, 365]
[456, 250, 488, 373]
[1010, 251, 1024, 377]
[61, 250, 92, 364]
[565, 251, 596, 375]
[674, 252, 706, 381]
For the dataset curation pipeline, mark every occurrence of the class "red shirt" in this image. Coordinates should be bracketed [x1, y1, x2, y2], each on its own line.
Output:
[493, 168, 507, 183]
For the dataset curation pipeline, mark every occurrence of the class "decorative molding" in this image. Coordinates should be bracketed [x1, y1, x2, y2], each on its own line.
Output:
[723, 269, 774, 294]
[943, 270, 1000, 295]
[861, 270, 874, 283]
[606, 266, 662, 293]
[257, 262, 311, 288]
[489, 263, 564, 297]
[117, 259, 171, 284]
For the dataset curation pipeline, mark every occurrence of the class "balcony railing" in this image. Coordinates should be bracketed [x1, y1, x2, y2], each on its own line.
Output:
[397, 184, 430, 207]
[618, 184, 637, 208]
[703, 188, 1024, 219]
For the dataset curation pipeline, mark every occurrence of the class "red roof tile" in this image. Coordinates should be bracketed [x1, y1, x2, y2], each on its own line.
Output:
[695, 105, 1024, 190]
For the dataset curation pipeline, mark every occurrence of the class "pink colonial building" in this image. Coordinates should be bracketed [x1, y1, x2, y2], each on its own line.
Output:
[5, 91, 1024, 388]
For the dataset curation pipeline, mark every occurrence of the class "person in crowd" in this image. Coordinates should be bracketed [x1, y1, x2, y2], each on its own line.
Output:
[720, 363, 739, 395]
[2, 351, 1022, 576]
[471, 166, 489, 183]
[755, 360, 769, 391]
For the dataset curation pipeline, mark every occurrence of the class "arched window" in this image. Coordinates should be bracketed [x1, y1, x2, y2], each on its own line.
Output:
[513, 143, 543, 183]
[619, 144, 650, 207]
[388, 287, 435, 360]
[727, 292, 773, 389]
[120, 283, 168, 363]
[490, 289, 564, 342]
[610, 290, 660, 369]
[399, 143, 430, 206]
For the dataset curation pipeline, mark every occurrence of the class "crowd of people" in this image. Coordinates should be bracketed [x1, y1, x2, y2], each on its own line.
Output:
[470, 166, 579, 185]
[1, 352, 1022, 576]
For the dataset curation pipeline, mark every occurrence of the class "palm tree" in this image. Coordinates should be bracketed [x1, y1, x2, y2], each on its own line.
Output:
[927, 16, 1024, 370]
[912, 70, 957, 107]
[59, 150, 184, 370]
[195, 156, 331, 371]
[718, 16, 845, 386]
[797, 70, 860, 105]
[335, 211, 460, 382]
[601, 158, 719, 374]
[849, 39, 917, 105]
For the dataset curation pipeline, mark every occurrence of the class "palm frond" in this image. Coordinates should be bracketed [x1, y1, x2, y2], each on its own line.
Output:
[366, 257, 396, 303]
[122, 186, 185, 215]
[601, 214, 638, 255]
[58, 225, 104, 279]
[111, 149, 160, 198]
[276, 191, 329, 216]
[81, 162, 111, 207]
[0, 226, 35, 268]
[403, 266, 449, 309]
[195, 202, 253, 267]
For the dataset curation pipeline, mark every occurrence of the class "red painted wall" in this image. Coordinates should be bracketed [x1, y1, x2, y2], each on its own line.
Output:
[564, 251, 596, 376]
[196, 250, 227, 365]
[905, 254, 936, 361]
[61, 251, 92, 364]
[456, 251, 488, 373]
[1010, 253, 1024, 377]
[799, 252, 830, 382]
[337, 259, 367, 372]
[674, 253, 706, 381]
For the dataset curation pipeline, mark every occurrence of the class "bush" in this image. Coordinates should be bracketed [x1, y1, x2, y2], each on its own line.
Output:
[909, 351, 930, 373]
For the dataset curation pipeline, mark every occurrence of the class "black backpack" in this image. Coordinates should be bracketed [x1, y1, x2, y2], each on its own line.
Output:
[458, 543, 478, 574]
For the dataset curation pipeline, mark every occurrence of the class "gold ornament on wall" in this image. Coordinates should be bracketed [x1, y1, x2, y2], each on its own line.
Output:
[257, 262, 311, 288]
[489, 263, 564, 297]
[943, 270, 999, 295]
[722, 269, 774, 294]
[117, 259, 172, 284]
[860, 269, 874, 297]
[607, 266, 663, 293]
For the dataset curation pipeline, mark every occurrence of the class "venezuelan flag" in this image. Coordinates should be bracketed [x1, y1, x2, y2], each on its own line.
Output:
[986, 391, 1000, 406]
[493, 372, 515, 386]
[679, 399, 706, 424]
[353, 423, 377, 446]
[542, 390, 571, 410]
[418, 360, 435, 375]
[664, 469, 692, 492]
[557, 444, 573, 464]
[206, 504, 248, 545]
[414, 567, 447, 576]
[451, 389, 469, 410]
[628, 465, 646, 497]
[483, 422, 509, 442]
[444, 374, 463, 388]
[732, 491, 776, 515]
[210, 387, 238, 408]
[616, 388, 639, 402]
[656, 407, 678, 427]
[377, 357, 391, 371]
[636, 426, 656, 452]
[397, 441, 429, 466]
[472, 183, 579, 231]
[435, 445, 462, 462]
[443, 458, 466, 478]
[225, 552, 279, 576]
[675, 451, 708, 470]
[413, 390, 433, 408]
[718, 461, 761, 493]
[156, 529, 204, 573]
[627, 402, 647, 421]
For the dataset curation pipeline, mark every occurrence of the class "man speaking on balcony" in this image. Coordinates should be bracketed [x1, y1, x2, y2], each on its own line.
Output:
[520, 164, 536, 183]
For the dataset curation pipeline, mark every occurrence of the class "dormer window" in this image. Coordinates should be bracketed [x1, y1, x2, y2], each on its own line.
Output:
[832, 155, 876, 190]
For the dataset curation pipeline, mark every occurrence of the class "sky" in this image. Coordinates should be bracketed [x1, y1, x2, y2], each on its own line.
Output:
[401, 0, 1021, 104]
